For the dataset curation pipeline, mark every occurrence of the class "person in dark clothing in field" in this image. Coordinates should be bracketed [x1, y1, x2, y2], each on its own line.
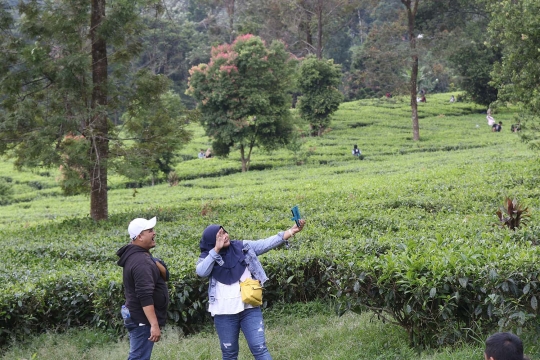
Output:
[117, 216, 170, 360]
[352, 144, 361, 157]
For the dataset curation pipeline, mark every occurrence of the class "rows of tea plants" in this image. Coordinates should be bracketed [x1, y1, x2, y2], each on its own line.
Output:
[0, 95, 501, 213]
[1, 94, 539, 348]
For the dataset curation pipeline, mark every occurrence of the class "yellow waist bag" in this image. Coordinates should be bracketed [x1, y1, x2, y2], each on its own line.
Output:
[240, 278, 263, 306]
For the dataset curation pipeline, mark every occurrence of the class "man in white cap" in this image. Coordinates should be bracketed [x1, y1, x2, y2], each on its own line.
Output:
[116, 217, 169, 360]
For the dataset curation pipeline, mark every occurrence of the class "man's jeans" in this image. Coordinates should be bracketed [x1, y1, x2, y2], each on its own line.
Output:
[126, 323, 154, 360]
[214, 307, 272, 360]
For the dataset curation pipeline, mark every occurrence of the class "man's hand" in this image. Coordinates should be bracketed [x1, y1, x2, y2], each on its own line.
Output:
[148, 324, 161, 342]
[142, 305, 161, 342]
[153, 258, 169, 281]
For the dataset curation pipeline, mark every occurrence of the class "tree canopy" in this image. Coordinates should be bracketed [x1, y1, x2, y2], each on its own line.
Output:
[487, 0, 540, 149]
[297, 56, 343, 136]
[187, 34, 297, 171]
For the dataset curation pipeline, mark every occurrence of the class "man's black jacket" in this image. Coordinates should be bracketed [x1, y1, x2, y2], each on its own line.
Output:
[116, 244, 169, 326]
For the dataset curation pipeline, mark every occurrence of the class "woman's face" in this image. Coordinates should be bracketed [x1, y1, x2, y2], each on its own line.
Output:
[218, 227, 230, 247]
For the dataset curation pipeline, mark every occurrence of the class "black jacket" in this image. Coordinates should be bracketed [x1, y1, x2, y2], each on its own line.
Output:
[116, 244, 169, 326]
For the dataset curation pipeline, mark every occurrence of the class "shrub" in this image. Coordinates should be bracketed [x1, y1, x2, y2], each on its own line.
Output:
[0, 179, 13, 205]
[0, 253, 336, 346]
[334, 238, 540, 348]
[167, 171, 179, 186]
[27, 181, 43, 190]
[496, 197, 530, 230]
[297, 56, 344, 136]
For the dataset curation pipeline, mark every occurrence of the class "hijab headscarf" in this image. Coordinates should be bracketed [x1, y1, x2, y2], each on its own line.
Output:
[199, 224, 246, 285]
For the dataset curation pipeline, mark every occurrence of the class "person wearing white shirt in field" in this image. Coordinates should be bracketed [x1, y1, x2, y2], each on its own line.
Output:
[196, 220, 306, 360]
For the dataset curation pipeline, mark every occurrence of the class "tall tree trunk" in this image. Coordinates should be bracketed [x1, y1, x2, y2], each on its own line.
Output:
[402, 0, 420, 141]
[239, 143, 254, 172]
[240, 144, 247, 172]
[90, 0, 109, 220]
[410, 54, 419, 140]
[358, 10, 364, 44]
[316, 0, 323, 59]
[301, 0, 313, 52]
[226, 0, 235, 43]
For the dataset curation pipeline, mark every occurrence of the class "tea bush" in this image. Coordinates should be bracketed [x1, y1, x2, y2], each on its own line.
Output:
[335, 233, 540, 347]
[1, 94, 538, 348]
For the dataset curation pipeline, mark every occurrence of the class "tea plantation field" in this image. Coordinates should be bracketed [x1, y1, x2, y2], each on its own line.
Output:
[2, 94, 540, 351]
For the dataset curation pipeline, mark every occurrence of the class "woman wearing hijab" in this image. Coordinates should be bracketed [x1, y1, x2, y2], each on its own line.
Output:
[196, 220, 306, 360]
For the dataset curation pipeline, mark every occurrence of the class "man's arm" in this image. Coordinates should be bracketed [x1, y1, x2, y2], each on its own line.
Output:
[132, 259, 161, 341]
[142, 305, 161, 342]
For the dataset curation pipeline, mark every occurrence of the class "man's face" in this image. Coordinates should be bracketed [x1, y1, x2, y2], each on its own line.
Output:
[136, 228, 156, 250]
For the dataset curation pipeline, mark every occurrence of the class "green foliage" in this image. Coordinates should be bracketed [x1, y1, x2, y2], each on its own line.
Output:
[347, 19, 409, 100]
[167, 171, 179, 186]
[335, 235, 540, 347]
[297, 56, 344, 136]
[496, 197, 530, 231]
[487, 1, 540, 153]
[0, 178, 13, 205]
[346, 0, 483, 100]
[57, 135, 91, 196]
[488, 0, 540, 115]
[133, 12, 210, 107]
[187, 34, 297, 171]
[114, 89, 192, 182]
[8, 302, 521, 360]
[448, 41, 499, 107]
[0, 0, 178, 217]
[1, 94, 540, 351]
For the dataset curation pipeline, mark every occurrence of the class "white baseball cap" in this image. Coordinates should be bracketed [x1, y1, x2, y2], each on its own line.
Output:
[128, 217, 157, 240]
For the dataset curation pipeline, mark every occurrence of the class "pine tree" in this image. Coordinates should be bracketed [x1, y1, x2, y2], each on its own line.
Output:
[0, 0, 187, 220]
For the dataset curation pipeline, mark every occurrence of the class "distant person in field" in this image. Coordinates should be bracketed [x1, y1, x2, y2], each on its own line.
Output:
[205, 148, 212, 158]
[385, 92, 392, 98]
[198, 149, 205, 159]
[420, 95, 427, 103]
[196, 219, 306, 360]
[449, 95, 455, 103]
[487, 109, 496, 127]
[352, 144, 361, 158]
[484, 332, 529, 360]
[117, 217, 170, 360]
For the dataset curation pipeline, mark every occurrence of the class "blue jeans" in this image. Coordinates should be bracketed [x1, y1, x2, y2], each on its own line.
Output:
[126, 323, 154, 360]
[214, 307, 272, 360]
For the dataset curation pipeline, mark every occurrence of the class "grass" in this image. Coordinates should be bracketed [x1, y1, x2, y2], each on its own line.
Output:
[1, 302, 489, 360]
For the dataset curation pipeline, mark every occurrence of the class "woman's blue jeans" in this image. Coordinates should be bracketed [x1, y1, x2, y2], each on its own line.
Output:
[126, 323, 154, 360]
[214, 307, 272, 360]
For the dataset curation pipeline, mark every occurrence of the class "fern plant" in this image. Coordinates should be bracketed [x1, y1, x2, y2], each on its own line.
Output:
[496, 197, 530, 230]
[167, 171, 179, 186]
